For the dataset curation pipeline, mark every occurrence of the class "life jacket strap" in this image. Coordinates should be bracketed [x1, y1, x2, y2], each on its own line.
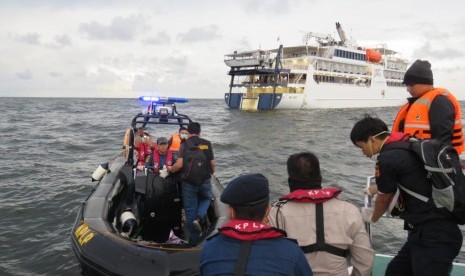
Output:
[300, 203, 349, 258]
[234, 241, 252, 276]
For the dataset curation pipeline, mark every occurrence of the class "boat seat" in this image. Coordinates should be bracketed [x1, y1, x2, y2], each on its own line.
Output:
[134, 172, 148, 194]
[137, 172, 183, 243]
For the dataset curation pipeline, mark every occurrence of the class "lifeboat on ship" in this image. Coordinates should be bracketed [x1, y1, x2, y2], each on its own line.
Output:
[366, 49, 382, 63]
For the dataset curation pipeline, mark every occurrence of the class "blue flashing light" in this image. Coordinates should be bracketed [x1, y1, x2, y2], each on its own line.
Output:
[138, 96, 188, 103]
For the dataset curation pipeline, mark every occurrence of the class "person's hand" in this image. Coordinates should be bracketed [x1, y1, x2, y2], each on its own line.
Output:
[159, 166, 169, 178]
[136, 165, 144, 171]
[363, 186, 373, 196]
[361, 207, 374, 223]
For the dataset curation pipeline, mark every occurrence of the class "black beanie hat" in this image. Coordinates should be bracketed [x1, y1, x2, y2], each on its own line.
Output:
[221, 173, 269, 206]
[402, 59, 433, 85]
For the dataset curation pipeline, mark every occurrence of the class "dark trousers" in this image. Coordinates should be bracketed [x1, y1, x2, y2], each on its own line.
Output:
[386, 220, 462, 276]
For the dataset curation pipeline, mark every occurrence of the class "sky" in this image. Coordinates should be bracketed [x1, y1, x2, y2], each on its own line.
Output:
[1, 0, 465, 99]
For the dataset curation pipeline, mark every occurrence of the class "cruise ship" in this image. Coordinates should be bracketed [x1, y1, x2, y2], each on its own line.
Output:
[224, 22, 409, 110]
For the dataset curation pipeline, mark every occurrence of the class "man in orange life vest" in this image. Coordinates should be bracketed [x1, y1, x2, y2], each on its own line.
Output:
[268, 152, 374, 276]
[392, 59, 464, 154]
[168, 126, 188, 152]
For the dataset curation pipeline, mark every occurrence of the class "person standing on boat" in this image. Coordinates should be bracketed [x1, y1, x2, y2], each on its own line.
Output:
[200, 173, 313, 276]
[268, 152, 374, 276]
[351, 114, 462, 276]
[168, 122, 215, 246]
[168, 126, 188, 152]
[393, 59, 464, 154]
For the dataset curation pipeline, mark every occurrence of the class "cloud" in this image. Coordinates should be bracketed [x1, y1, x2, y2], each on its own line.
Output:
[413, 41, 463, 59]
[142, 31, 171, 45]
[54, 34, 72, 47]
[49, 71, 63, 78]
[239, 0, 298, 14]
[176, 25, 221, 43]
[230, 36, 252, 52]
[16, 70, 32, 80]
[79, 15, 149, 41]
[15, 33, 40, 45]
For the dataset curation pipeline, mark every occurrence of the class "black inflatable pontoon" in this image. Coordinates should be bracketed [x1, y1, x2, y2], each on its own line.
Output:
[71, 97, 228, 276]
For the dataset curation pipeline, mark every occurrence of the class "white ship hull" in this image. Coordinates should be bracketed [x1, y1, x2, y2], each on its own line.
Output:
[274, 83, 406, 110]
[224, 22, 409, 111]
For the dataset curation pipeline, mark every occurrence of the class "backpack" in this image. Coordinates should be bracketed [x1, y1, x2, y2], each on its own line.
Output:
[384, 137, 465, 224]
[181, 140, 210, 185]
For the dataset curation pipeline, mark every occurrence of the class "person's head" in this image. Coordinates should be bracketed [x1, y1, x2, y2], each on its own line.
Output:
[287, 152, 322, 192]
[156, 137, 168, 154]
[179, 126, 188, 140]
[137, 127, 145, 137]
[403, 60, 434, 98]
[350, 114, 390, 158]
[221, 173, 270, 222]
[187, 122, 201, 136]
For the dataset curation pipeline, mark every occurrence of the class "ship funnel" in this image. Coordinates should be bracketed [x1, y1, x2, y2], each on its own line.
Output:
[335, 22, 347, 44]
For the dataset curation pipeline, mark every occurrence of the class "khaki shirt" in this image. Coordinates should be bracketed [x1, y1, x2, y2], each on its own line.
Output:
[269, 197, 374, 276]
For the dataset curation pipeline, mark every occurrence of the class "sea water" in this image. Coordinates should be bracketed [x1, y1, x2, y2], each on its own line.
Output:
[0, 97, 463, 275]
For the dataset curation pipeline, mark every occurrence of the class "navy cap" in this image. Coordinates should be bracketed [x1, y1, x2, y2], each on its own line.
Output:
[221, 173, 269, 206]
[157, 137, 168, 144]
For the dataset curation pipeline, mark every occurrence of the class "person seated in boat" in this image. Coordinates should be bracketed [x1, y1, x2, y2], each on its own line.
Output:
[268, 152, 374, 276]
[167, 126, 188, 155]
[200, 173, 313, 276]
[145, 137, 174, 177]
[134, 127, 154, 170]
[350, 114, 462, 276]
[131, 137, 183, 243]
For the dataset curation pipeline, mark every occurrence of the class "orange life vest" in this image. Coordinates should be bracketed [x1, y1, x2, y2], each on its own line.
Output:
[169, 133, 182, 151]
[392, 88, 464, 154]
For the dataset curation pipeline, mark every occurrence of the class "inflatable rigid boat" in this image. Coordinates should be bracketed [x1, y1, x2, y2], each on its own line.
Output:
[71, 97, 228, 276]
